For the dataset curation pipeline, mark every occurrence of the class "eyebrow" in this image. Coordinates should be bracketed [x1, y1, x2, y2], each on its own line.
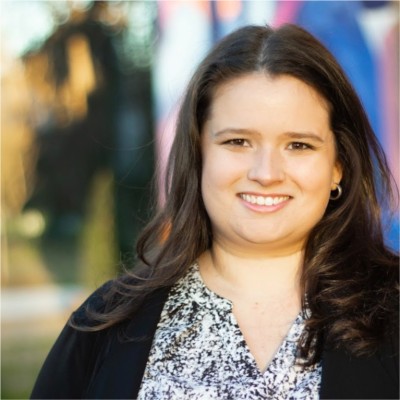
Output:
[282, 132, 325, 143]
[212, 128, 325, 143]
[212, 128, 259, 138]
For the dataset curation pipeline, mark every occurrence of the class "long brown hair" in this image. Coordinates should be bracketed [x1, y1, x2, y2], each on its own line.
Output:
[71, 24, 399, 363]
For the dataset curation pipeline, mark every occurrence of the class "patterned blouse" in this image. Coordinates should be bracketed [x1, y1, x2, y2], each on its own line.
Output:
[138, 263, 321, 399]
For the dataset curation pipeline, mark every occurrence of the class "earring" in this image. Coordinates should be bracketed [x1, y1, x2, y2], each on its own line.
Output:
[330, 183, 342, 200]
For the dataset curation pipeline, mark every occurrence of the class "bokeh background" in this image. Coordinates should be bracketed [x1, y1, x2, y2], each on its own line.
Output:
[1, 1, 399, 398]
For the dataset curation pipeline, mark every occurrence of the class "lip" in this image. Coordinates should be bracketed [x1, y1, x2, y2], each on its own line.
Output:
[238, 192, 291, 212]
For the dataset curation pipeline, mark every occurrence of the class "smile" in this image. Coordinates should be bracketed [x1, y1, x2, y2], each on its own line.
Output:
[239, 194, 290, 206]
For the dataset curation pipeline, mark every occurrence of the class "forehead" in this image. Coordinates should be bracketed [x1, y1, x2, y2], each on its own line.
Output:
[206, 73, 332, 137]
[211, 73, 330, 112]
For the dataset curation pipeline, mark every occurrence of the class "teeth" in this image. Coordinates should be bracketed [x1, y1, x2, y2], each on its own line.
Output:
[240, 194, 289, 206]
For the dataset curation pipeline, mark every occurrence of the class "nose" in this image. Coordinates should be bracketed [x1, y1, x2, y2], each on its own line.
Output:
[247, 148, 285, 185]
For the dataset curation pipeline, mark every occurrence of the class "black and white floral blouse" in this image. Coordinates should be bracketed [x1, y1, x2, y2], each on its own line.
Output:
[138, 263, 321, 399]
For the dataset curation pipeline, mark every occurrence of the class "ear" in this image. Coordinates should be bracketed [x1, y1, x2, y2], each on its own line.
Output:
[331, 160, 343, 190]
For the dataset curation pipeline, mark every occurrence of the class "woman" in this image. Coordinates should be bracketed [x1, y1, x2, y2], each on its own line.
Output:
[31, 24, 399, 399]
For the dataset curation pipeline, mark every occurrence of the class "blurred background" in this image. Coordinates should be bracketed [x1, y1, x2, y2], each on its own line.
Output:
[1, 1, 398, 398]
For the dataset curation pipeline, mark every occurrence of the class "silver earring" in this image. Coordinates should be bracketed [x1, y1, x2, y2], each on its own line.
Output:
[330, 184, 342, 200]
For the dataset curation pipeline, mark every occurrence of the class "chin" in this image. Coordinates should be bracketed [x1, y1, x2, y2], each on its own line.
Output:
[238, 230, 306, 250]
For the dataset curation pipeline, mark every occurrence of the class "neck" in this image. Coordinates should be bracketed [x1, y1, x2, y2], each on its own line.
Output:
[198, 243, 303, 304]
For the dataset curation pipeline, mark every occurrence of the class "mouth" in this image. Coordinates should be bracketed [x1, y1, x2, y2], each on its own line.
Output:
[239, 193, 290, 206]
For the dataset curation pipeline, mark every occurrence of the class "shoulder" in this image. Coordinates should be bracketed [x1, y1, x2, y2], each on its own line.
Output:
[70, 280, 114, 327]
[70, 276, 172, 330]
[320, 326, 399, 399]
[31, 278, 169, 399]
[31, 281, 115, 399]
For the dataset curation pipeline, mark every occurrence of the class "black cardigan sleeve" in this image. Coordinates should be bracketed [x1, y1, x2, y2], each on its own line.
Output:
[320, 329, 399, 399]
[30, 282, 170, 399]
[30, 320, 105, 398]
[30, 283, 111, 399]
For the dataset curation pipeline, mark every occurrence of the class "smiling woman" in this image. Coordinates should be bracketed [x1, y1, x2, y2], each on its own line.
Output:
[31, 24, 398, 400]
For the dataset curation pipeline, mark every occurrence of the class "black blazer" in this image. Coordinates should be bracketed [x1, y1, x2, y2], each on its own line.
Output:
[31, 285, 399, 399]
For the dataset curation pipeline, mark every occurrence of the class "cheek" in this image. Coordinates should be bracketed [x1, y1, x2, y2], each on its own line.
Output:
[202, 153, 242, 189]
[201, 158, 241, 219]
[201, 167, 228, 205]
[289, 158, 335, 195]
[201, 160, 219, 212]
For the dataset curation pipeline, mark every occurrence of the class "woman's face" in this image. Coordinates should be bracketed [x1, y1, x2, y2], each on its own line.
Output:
[200, 73, 342, 256]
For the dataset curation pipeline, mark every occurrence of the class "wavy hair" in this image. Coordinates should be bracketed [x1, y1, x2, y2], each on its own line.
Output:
[72, 24, 399, 364]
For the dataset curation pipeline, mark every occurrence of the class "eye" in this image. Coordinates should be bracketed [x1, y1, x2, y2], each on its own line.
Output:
[223, 138, 249, 147]
[287, 142, 314, 150]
